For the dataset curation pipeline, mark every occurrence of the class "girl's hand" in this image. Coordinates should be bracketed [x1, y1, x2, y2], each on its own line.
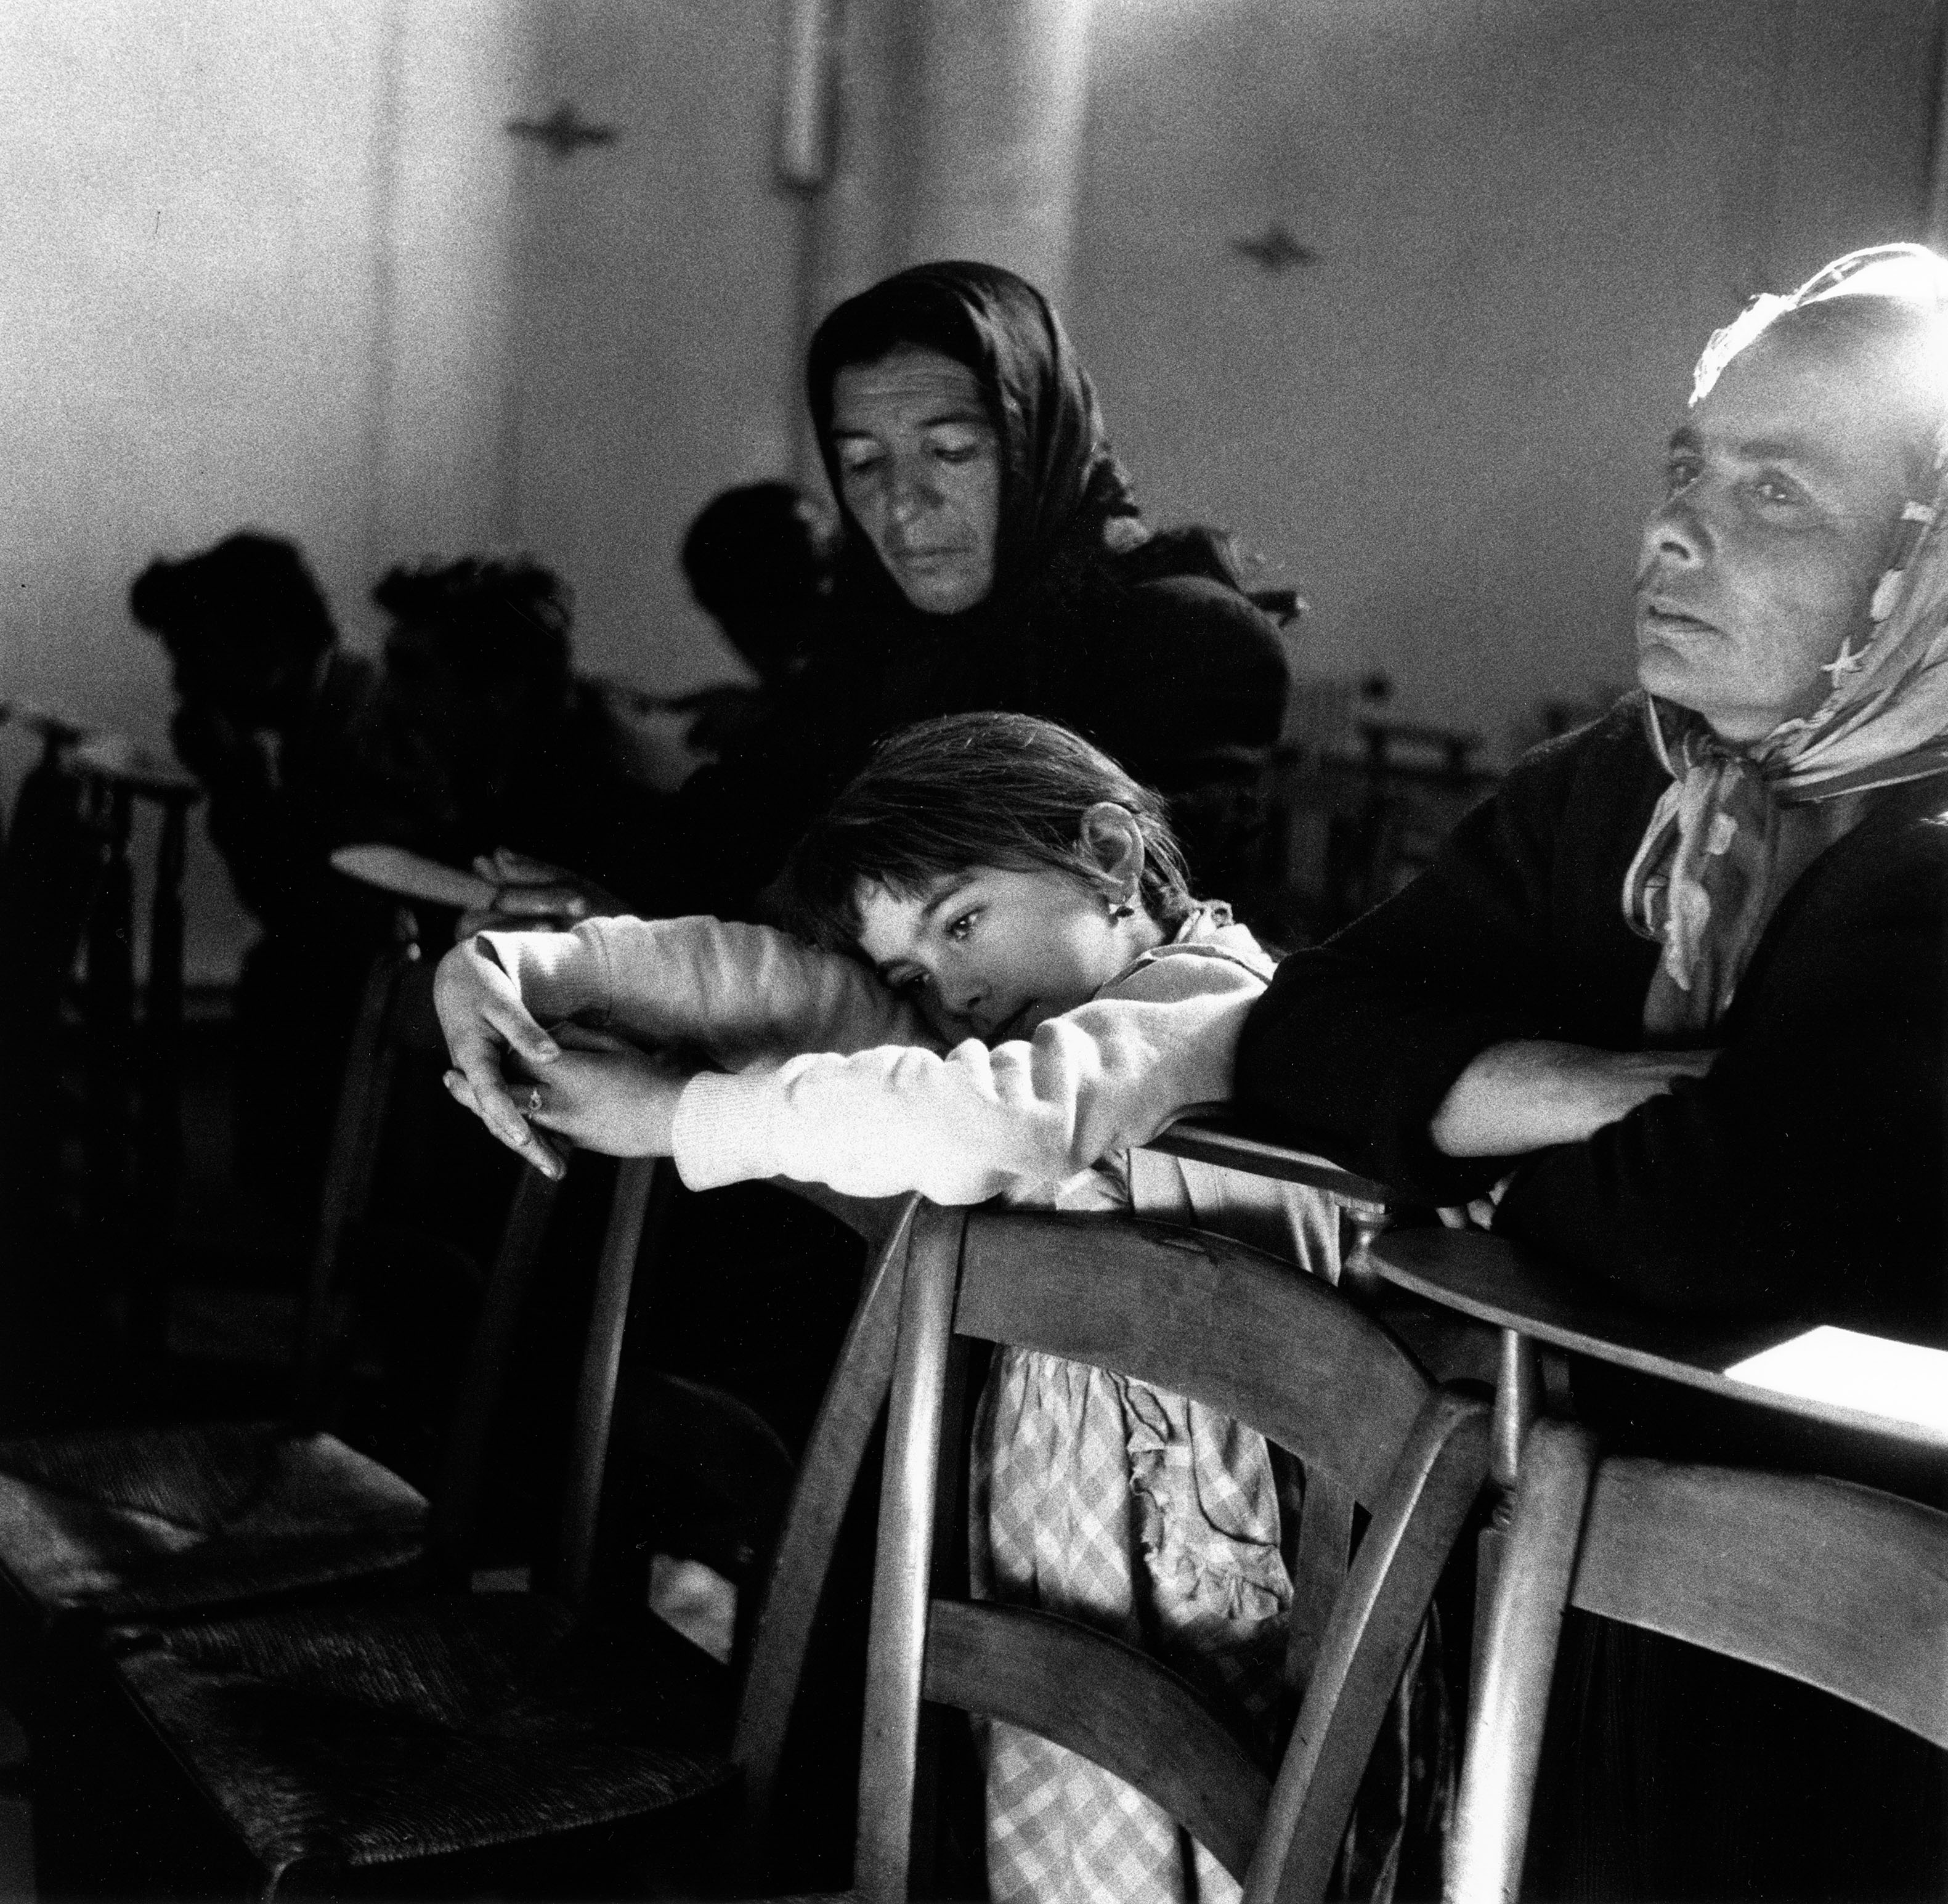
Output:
[1430, 1040, 1718, 1158]
[434, 933, 567, 1178]
[454, 848, 626, 938]
[508, 1024, 694, 1158]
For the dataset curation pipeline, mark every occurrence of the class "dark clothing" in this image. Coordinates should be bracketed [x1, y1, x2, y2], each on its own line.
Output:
[652, 261, 1291, 917]
[667, 566, 1289, 914]
[1237, 691, 1948, 1346]
[352, 672, 665, 900]
[179, 648, 389, 934]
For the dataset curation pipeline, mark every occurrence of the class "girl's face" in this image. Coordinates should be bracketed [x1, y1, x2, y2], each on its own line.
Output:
[829, 346, 1002, 614]
[853, 861, 1158, 1045]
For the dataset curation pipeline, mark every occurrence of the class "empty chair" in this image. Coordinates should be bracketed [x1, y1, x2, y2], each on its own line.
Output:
[785, 1202, 1491, 1904]
[1447, 1417, 1948, 1903]
[97, 1179, 923, 1898]
[0, 945, 519, 1642]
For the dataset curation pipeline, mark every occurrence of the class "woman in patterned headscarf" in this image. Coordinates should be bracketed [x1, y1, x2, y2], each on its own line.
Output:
[468, 261, 1291, 928]
[1242, 245, 1948, 1351]
[1238, 241, 1948, 1904]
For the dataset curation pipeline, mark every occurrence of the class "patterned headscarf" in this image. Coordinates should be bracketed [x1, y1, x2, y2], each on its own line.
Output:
[1625, 245, 1948, 1035]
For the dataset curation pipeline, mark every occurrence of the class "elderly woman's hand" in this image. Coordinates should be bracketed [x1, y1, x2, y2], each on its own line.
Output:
[454, 848, 627, 938]
[507, 1025, 692, 1158]
[1431, 1040, 1717, 1158]
[434, 933, 568, 1179]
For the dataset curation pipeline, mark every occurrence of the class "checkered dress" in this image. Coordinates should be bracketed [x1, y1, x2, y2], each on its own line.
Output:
[970, 1351, 1294, 1904]
[956, 914, 1444, 1900]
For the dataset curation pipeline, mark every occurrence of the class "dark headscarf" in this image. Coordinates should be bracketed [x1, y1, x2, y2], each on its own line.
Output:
[806, 260, 1256, 632]
[652, 262, 1291, 919]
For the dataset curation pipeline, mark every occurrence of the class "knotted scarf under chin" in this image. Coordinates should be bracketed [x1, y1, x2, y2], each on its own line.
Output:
[1623, 511, 1948, 1038]
[1623, 719, 1865, 1037]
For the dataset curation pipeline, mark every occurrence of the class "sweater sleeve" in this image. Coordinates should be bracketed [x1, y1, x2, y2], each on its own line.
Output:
[477, 914, 928, 1065]
[671, 949, 1260, 1202]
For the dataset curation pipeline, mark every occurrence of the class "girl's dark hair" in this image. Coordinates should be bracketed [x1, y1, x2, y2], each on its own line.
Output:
[781, 711, 1195, 950]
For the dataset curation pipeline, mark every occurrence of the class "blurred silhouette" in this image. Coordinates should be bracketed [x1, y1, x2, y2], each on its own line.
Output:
[672, 481, 833, 757]
[365, 556, 664, 898]
[131, 533, 400, 1217]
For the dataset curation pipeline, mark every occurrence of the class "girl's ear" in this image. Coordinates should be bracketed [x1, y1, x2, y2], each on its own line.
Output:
[1077, 802, 1146, 906]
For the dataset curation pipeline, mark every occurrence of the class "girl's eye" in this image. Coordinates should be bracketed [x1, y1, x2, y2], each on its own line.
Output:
[945, 909, 979, 942]
[887, 967, 930, 996]
[1665, 456, 1700, 497]
[1751, 473, 1799, 505]
[838, 448, 883, 479]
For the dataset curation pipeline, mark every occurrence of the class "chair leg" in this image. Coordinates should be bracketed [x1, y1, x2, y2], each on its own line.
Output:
[1446, 1418, 1596, 1904]
[1248, 1386, 1488, 1904]
[853, 1206, 965, 1904]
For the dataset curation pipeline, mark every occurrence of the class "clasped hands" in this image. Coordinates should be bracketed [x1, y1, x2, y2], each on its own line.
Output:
[434, 933, 693, 1181]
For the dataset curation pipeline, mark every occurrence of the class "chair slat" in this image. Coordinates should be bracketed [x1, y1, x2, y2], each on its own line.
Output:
[1285, 1471, 1353, 1697]
[921, 1599, 1270, 1882]
[1572, 1457, 1948, 1748]
[558, 1157, 669, 1606]
[954, 1211, 1431, 1505]
[732, 1197, 920, 1854]
[425, 1157, 564, 1580]
[1252, 1386, 1490, 1904]
[853, 1206, 965, 1904]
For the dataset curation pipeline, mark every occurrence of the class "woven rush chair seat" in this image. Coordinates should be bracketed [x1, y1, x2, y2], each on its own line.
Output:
[95, 1175, 926, 1898]
[113, 1586, 731, 1883]
[0, 949, 526, 1642]
[0, 1420, 426, 1629]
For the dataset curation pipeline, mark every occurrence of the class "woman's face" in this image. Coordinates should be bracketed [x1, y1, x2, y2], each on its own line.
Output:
[829, 346, 1002, 614]
[1634, 326, 1922, 742]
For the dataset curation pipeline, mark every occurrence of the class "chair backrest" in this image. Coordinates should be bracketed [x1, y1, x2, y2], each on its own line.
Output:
[730, 1194, 922, 1846]
[230, 938, 675, 1610]
[1447, 1416, 1948, 1903]
[296, 941, 467, 1408]
[803, 1203, 1488, 1904]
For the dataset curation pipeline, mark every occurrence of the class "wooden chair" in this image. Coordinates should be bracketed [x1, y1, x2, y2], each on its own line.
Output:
[773, 1202, 1491, 1904]
[0, 708, 97, 1237]
[94, 1179, 924, 1898]
[1446, 1416, 1948, 1903]
[0, 946, 529, 1638]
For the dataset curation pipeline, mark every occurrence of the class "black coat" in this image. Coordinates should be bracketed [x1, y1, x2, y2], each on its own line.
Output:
[667, 566, 1288, 915]
[1238, 693, 1948, 1345]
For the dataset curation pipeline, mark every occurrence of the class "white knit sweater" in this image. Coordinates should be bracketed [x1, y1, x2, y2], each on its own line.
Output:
[479, 905, 1279, 1212]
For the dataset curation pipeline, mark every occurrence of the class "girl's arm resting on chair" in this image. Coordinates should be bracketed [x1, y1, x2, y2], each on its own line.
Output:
[436, 915, 927, 1164]
[476, 914, 926, 1058]
[672, 954, 1260, 1203]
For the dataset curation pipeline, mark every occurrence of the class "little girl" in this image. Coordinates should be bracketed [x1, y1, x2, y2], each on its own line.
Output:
[437, 713, 1375, 1904]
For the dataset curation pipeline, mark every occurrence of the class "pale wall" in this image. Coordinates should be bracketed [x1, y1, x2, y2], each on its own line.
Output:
[1066, 0, 1940, 759]
[1, 0, 1939, 980]
[0, 0, 394, 982]
[0, 0, 804, 984]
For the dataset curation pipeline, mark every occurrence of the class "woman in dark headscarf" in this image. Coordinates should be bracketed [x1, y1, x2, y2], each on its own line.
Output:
[469, 260, 1291, 929]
